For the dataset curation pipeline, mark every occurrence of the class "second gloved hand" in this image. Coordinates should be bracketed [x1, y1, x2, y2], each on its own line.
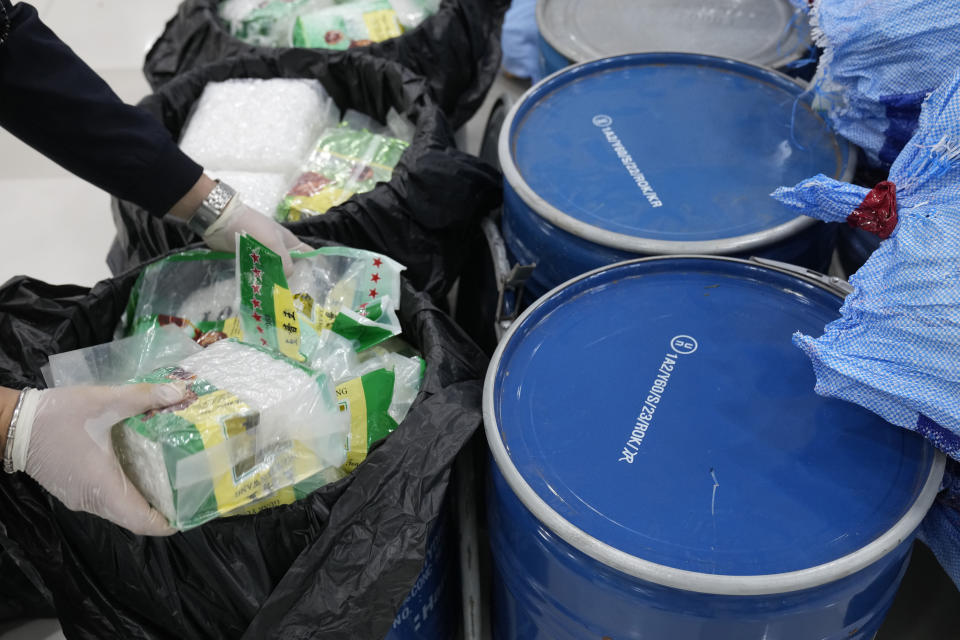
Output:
[202, 197, 313, 276]
[9, 384, 188, 536]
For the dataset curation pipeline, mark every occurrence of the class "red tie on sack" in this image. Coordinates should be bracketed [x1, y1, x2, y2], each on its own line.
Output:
[847, 181, 898, 239]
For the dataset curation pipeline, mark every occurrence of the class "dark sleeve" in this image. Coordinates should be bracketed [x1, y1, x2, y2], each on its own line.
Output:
[0, 1, 203, 216]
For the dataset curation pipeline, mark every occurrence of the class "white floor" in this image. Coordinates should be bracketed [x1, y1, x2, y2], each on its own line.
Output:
[0, 0, 182, 289]
[0, 1, 181, 637]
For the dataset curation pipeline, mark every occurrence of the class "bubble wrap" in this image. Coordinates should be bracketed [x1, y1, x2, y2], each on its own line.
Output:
[207, 170, 290, 217]
[179, 78, 337, 174]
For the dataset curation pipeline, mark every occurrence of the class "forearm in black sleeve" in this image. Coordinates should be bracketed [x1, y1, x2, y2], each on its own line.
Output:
[0, 1, 203, 216]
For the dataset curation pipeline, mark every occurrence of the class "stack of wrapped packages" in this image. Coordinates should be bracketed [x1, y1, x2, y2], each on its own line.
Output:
[218, 0, 441, 49]
[60, 74, 428, 531]
[45, 234, 422, 530]
[772, 69, 960, 587]
[178, 76, 414, 225]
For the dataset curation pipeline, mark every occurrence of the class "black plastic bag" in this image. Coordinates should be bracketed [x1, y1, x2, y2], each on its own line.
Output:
[0, 552, 53, 621]
[143, 0, 508, 129]
[0, 247, 488, 639]
[109, 52, 501, 304]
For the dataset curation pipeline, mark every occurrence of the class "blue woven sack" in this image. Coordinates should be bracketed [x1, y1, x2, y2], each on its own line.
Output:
[808, 0, 960, 167]
[774, 68, 960, 587]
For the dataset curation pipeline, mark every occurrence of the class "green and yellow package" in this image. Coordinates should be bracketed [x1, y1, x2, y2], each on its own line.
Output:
[286, 245, 405, 353]
[237, 233, 304, 361]
[123, 242, 404, 354]
[113, 339, 349, 529]
[277, 123, 409, 221]
[291, 0, 402, 50]
[229, 0, 309, 46]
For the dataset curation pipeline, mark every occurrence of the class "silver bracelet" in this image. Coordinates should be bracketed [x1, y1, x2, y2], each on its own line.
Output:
[4, 389, 29, 474]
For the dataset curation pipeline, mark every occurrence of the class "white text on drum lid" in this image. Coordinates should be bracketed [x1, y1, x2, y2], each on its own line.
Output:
[598, 124, 663, 208]
[619, 353, 676, 464]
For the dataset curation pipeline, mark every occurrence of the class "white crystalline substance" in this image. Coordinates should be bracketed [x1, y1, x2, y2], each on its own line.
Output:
[175, 277, 235, 325]
[208, 170, 289, 217]
[179, 78, 337, 174]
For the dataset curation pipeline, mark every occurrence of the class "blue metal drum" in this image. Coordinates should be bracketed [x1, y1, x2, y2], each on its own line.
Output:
[536, 0, 811, 78]
[500, 54, 855, 301]
[484, 256, 944, 640]
[385, 512, 458, 639]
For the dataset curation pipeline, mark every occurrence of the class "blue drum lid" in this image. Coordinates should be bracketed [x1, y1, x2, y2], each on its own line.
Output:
[538, 0, 809, 68]
[504, 54, 853, 250]
[485, 257, 940, 583]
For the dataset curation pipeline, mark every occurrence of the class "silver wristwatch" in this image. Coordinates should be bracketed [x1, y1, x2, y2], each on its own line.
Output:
[187, 180, 237, 236]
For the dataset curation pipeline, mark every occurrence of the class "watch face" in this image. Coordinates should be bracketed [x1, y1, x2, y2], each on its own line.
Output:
[207, 183, 236, 212]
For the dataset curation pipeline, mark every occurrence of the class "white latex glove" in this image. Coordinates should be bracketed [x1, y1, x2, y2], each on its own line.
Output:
[202, 198, 313, 277]
[10, 384, 187, 536]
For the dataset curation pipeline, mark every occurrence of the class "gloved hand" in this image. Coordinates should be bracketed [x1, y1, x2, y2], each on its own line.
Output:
[9, 384, 187, 536]
[202, 198, 313, 277]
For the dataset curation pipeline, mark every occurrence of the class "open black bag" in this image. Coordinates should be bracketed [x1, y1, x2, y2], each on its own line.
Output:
[110, 52, 502, 303]
[0, 247, 488, 639]
[143, 0, 508, 129]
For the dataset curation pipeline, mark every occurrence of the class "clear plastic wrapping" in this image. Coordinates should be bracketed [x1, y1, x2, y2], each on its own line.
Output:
[288, 245, 404, 353]
[42, 327, 202, 389]
[292, 0, 403, 50]
[113, 339, 349, 529]
[218, 0, 267, 28]
[52, 238, 417, 529]
[224, 0, 334, 47]
[277, 111, 411, 221]
[123, 250, 237, 343]
[124, 244, 404, 353]
[220, 0, 440, 49]
[305, 330, 423, 470]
